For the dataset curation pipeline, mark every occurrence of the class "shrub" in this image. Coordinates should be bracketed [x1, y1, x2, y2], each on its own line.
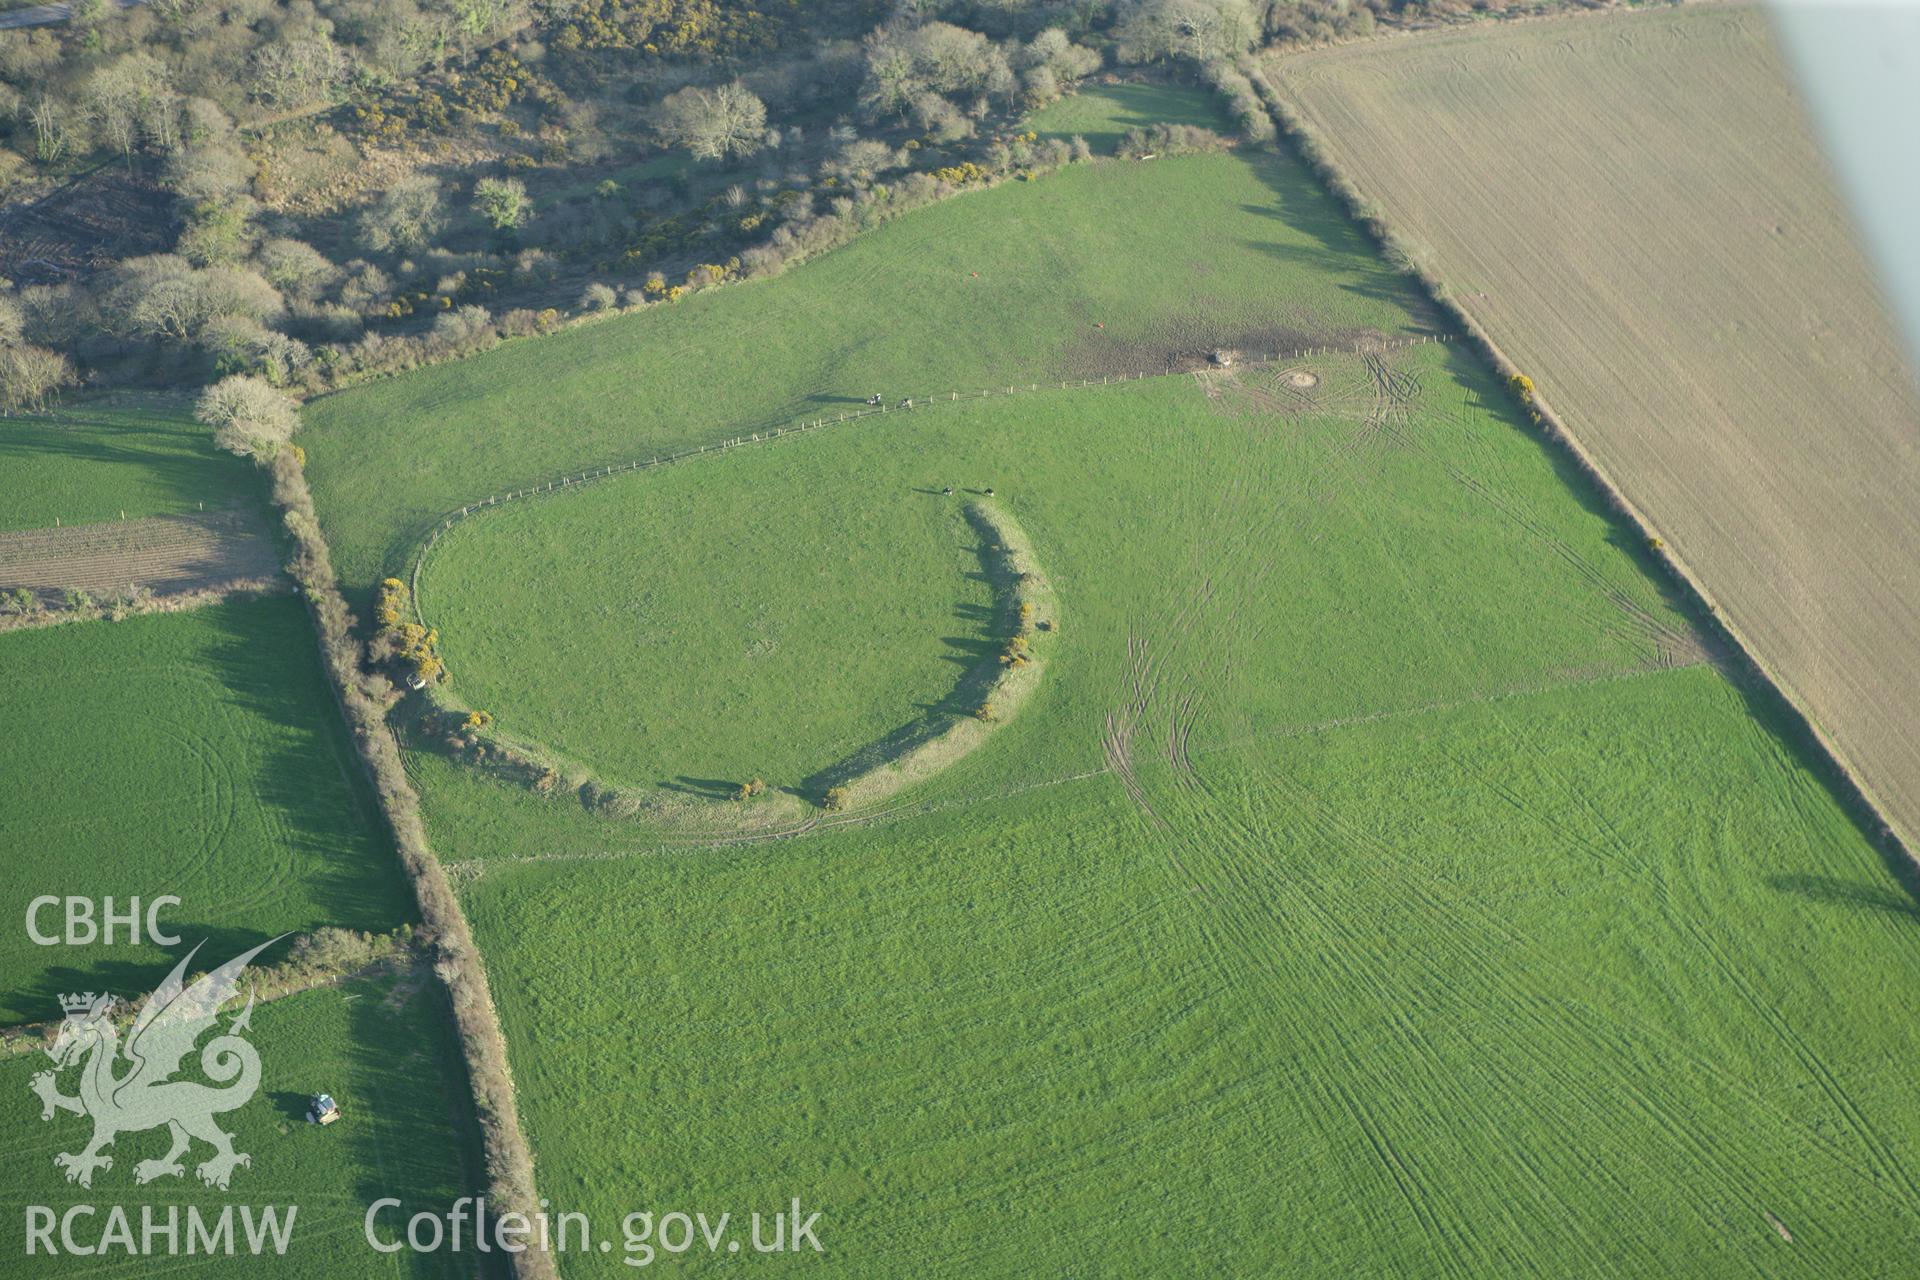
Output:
[370, 579, 448, 686]
[472, 177, 532, 231]
[579, 282, 617, 312]
[256, 238, 338, 302]
[499, 308, 541, 338]
[930, 161, 991, 185]
[286, 926, 398, 975]
[427, 305, 498, 358]
[376, 578, 407, 627]
[1117, 123, 1226, 160]
[823, 786, 850, 811]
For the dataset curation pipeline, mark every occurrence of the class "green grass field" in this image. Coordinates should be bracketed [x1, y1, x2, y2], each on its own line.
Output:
[465, 669, 1920, 1275]
[0, 394, 256, 534]
[302, 146, 1426, 591]
[418, 343, 1677, 810]
[0, 598, 418, 1023]
[302, 89, 1920, 1273]
[1026, 81, 1229, 152]
[420, 438, 999, 796]
[434, 354, 1920, 1273]
[0, 362, 492, 1277]
[0, 972, 492, 1277]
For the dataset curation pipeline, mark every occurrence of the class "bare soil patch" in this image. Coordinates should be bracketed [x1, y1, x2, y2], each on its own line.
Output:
[1059, 322, 1392, 382]
[0, 504, 282, 602]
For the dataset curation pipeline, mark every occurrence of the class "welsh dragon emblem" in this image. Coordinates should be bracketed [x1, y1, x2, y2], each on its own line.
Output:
[30, 937, 284, 1190]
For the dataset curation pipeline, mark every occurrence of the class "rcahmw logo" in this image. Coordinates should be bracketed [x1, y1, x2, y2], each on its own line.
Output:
[23, 937, 301, 1259]
[26, 1204, 296, 1259]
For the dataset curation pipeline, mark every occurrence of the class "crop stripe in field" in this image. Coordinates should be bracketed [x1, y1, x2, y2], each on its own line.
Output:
[1395, 726, 1920, 1227]
[1393, 410, 1706, 666]
[1119, 517, 1920, 1246]
[1160, 766, 1860, 1266]
[1136, 656, 1843, 1266]
[1143, 781, 1508, 1273]
[1425, 668, 1920, 1221]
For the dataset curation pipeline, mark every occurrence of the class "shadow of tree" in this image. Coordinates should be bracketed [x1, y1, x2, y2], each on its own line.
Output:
[1767, 874, 1920, 924]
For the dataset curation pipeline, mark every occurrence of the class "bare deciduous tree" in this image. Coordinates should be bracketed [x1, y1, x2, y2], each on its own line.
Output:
[656, 82, 768, 163]
[0, 344, 77, 415]
[195, 373, 300, 458]
[85, 53, 171, 168]
[247, 36, 347, 110]
[358, 174, 446, 254]
[1116, 0, 1262, 64]
[255, 238, 339, 302]
[27, 93, 84, 165]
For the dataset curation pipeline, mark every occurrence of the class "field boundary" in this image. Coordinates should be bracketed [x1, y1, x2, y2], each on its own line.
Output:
[405, 499, 1058, 830]
[812, 500, 1057, 810]
[1245, 58, 1918, 869]
[264, 451, 556, 1280]
[0, 576, 285, 633]
[0, 927, 418, 1060]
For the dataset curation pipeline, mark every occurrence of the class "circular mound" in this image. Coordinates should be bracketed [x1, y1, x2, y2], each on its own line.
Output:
[420, 452, 994, 795]
[1284, 369, 1320, 390]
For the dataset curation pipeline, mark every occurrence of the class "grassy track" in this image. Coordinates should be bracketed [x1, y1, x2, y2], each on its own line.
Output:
[302, 147, 1428, 591]
[0, 598, 417, 1022]
[1268, 5, 1920, 847]
[0, 973, 489, 1277]
[0, 394, 256, 534]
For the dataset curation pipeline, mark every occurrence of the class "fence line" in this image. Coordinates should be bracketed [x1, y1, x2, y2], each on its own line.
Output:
[406, 334, 1451, 624]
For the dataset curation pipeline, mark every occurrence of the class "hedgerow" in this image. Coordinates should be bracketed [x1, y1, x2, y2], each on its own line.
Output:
[266, 449, 555, 1278]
